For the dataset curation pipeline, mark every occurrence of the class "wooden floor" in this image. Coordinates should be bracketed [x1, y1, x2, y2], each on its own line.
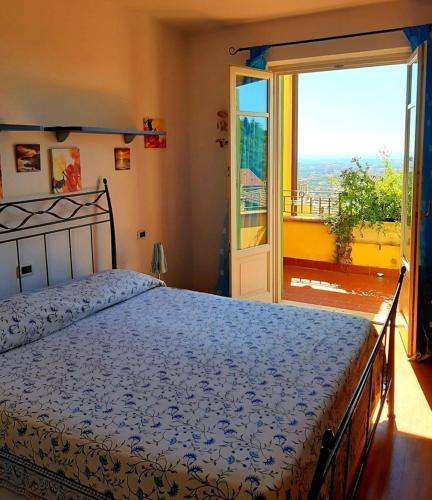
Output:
[356, 331, 432, 499]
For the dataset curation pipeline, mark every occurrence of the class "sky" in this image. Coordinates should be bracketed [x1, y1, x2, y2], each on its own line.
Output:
[237, 63, 408, 158]
[297, 64, 407, 157]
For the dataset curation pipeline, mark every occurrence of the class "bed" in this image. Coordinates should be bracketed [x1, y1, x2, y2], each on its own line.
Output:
[0, 181, 404, 500]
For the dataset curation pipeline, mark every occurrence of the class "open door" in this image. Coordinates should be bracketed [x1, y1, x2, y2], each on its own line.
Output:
[399, 43, 427, 357]
[229, 66, 275, 301]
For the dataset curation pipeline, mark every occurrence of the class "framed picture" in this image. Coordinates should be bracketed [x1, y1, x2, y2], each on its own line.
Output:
[114, 148, 131, 170]
[0, 157, 3, 200]
[15, 144, 41, 172]
[50, 148, 82, 193]
[143, 118, 166, 149]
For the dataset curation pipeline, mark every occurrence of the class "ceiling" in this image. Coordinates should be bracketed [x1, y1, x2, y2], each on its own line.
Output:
[117, 0, 398, 31]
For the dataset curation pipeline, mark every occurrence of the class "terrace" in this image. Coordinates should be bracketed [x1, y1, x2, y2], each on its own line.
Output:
[282, 186, 400, 318]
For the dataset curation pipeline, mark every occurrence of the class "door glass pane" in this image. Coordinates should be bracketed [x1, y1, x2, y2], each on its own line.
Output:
[237, 116, 268, 249]
[403, 107, 416, 261]
[236, 76, 268, 113]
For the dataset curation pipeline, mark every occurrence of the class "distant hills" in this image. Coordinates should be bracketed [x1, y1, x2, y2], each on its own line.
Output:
[298, 154, 404, 191]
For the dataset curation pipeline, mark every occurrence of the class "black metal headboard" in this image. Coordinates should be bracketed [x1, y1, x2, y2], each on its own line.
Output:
[0, 178, 117, 292]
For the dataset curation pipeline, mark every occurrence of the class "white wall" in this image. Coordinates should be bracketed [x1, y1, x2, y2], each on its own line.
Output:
[186, 0, 432, 293]
[0, 0, 191, 295]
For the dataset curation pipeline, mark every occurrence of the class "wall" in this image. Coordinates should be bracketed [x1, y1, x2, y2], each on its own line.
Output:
[283, 219, 400, 269]
[0, 0, 190, 295]
[186, 0, 432, 293]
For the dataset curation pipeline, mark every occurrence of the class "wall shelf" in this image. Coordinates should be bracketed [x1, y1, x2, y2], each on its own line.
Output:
[0, 124, 44, 132]
[44, 126, 167, 144]
[0, 124, 166, 144]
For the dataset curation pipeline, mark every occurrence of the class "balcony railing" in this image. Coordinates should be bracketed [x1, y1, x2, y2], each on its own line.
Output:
[240, 185, 268, 212]
[283, 189, 340, 218]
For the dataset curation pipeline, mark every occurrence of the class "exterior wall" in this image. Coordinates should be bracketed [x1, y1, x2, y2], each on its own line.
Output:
[283, 218, 400, 269]
[240, 212, 267, 249]
[186, 1, 432, 293]
[282, 75, 294, 193]
[0, 0, 191, 294]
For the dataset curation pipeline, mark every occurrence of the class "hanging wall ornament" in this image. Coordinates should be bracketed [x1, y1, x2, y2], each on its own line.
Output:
[216, 111, 228, 148]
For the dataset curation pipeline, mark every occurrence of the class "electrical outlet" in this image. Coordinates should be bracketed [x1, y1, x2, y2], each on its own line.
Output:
[17, 264, 33, 277]
[137, 230, 146, 239]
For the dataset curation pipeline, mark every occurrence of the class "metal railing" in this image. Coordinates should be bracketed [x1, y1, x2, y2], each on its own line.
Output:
[283, 189, 341, 218]
[240, 185, 268, 212]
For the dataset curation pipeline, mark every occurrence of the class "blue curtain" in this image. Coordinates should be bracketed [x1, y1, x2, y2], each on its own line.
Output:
[404, 25, 432, 355]
[245, 46, 269, 70]
[215, 46, 269, 296]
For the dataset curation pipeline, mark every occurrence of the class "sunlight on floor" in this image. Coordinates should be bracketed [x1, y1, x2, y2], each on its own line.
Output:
[290, 277, 349, 294]
[391, 332, 432, 439]
[359, 332, 432, 499]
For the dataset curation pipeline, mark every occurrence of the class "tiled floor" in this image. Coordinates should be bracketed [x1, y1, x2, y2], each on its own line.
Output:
[283, 263, 399, 315]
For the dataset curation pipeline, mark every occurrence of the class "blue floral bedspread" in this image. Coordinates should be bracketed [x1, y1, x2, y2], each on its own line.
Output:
[0, 272, 374, 499]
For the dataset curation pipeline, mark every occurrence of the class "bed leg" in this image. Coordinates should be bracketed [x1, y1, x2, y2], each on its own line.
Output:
[387, 313, 396, 419]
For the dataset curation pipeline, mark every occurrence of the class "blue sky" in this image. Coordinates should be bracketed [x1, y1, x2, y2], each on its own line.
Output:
[298, 64, 407, 156]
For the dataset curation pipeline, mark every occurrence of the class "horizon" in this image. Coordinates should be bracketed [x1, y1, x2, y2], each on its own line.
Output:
[297, 152, 404, 159]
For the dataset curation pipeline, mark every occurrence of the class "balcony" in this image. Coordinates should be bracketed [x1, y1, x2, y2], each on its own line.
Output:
[282, 187, 401, 317]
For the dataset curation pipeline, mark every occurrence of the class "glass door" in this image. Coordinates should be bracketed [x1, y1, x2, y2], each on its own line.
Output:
[399, 43, 426, 357]
[229, 66, 275, 301]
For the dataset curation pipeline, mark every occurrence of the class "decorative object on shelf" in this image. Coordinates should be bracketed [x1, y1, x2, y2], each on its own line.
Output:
[50, 148, 82, 194]
[216, 111, 228, 148]
[15, 144, 41, 172]
[0, 157, 3, 200]
[114, 148, 131, 170]
[151, 242, 168, 280]
[143, 118, 166, 148]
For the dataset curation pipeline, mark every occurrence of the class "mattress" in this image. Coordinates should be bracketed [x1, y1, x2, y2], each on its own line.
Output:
[0, 270, 376, 499]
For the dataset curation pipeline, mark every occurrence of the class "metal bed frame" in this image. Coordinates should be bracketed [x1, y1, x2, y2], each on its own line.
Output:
[0, 178, 117, 292]
[1, 180, 405, 499]
[308, 266, 406, 499]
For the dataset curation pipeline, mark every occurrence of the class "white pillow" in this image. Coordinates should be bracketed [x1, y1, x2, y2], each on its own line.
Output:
[0, 270, 164, 354]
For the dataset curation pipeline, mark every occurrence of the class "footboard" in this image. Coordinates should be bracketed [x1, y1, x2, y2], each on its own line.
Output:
[308, 266, 406, 500]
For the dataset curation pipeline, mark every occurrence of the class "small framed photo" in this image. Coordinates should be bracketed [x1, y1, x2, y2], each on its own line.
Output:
[114, 148, 131, 170]
[15, 144, 41, 172]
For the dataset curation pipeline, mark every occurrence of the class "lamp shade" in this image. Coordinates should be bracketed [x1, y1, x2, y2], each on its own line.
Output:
[151, 242, 167, 277]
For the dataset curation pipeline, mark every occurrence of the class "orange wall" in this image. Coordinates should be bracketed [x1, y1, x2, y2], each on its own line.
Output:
[186, 1, 432, 293]
[0, 0, 191, 292]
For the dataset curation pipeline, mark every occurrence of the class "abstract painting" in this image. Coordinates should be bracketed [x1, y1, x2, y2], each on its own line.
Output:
[50, 148, 82, 193]
[114, 148, 131, 170]
[0, 157, 3, 200]
[15, 144, 41, 172]
[143, 118, 166, 148]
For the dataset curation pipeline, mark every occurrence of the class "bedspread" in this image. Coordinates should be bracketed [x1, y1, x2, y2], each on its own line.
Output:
[0, 279, 374, 499]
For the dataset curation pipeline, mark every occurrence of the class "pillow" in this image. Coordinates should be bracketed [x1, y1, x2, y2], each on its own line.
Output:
[0, 269, 164, 354]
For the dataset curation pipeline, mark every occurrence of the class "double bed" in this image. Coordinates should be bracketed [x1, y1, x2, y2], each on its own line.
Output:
[0, 181, 403, 499]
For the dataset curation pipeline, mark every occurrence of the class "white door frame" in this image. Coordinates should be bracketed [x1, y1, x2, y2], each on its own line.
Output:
[229, 65, 275, 301]
[269, 47, 412, 303]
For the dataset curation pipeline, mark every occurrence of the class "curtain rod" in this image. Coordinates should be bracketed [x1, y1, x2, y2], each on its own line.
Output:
[228, 24, 429, 55]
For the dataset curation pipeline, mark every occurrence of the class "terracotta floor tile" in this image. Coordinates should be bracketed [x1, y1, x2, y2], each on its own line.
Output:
[283, 264, 397, 315]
